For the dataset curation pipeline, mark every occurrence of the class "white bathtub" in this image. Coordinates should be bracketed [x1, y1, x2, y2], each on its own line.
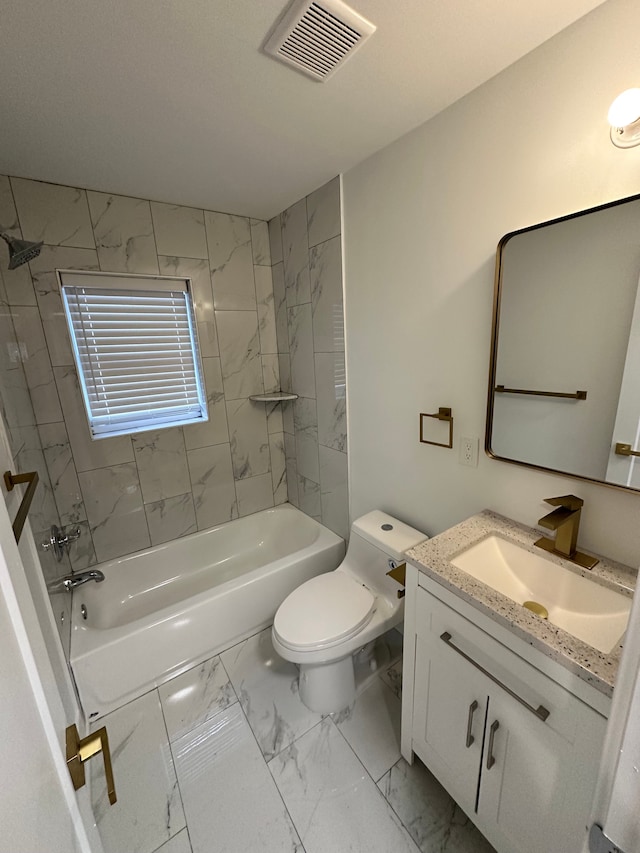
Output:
[70, 504, 345, 719]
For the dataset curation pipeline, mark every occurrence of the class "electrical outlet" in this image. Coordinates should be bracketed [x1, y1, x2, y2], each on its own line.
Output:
[459, 436, 479, 467]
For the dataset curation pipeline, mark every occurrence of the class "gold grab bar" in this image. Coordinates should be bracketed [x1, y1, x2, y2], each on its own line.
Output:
[419, 407, 453, 449]
[495, 385, 587, 400]
[615, 443, 640, 458]
[440, 631, 550, 722]
[66, 723, 117, 805]
[4, 470, 39, 544]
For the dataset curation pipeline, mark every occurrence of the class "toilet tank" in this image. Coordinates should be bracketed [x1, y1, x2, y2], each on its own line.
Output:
[341, 511, 428, 598]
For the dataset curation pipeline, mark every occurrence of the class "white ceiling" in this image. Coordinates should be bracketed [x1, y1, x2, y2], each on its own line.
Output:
[0, 0, 606, 220]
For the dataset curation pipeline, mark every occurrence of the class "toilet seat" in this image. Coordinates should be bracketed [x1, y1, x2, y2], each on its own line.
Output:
[273, 572, 375, 651]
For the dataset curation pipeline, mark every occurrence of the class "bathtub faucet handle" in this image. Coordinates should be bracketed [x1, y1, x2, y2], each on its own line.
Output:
[42, 523, 81, 562]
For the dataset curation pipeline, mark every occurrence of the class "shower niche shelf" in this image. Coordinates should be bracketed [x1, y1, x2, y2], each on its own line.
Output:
[249, 392, 299, 402]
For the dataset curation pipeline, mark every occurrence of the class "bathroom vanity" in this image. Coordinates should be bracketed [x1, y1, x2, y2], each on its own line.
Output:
[401, 511, 635, 853]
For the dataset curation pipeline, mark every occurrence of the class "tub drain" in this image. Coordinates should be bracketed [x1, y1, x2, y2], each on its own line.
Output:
[523, 600, 548, 620]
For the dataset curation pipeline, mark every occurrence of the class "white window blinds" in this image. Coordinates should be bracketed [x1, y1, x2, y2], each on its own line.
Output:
[59, 271, 208, 440]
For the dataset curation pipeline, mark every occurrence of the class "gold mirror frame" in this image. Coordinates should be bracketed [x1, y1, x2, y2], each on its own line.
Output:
[485, 192, 640, 495]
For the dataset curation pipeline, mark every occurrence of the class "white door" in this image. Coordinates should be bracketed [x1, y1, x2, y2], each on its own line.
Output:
[0, 417, 104, 850]
[585, 566, 640, 853]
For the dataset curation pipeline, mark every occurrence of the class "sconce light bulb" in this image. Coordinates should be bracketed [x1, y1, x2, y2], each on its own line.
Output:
[608, 88, 640, 128]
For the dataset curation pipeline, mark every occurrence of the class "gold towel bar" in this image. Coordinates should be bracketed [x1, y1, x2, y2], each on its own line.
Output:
[495, 385, 587, 400]
[4, 470, 39, 544]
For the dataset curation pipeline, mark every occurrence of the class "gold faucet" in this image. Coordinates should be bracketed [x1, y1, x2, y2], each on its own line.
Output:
[534, 495, 599, 570]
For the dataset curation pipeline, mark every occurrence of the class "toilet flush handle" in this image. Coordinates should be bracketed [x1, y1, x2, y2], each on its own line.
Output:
[386, 560, 406, 599]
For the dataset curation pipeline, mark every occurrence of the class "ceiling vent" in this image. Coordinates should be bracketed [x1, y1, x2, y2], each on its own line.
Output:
[264, 0, 376, 82]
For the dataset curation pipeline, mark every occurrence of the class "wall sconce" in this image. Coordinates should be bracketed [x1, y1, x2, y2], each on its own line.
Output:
[608, 88, 640, 148]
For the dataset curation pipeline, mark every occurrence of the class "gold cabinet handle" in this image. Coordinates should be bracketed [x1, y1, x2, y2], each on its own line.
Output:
[465, 700, 478, 748]
[486, 719, 500, 770]
[615, 442, 640, 458]
[66, 724, 117, 805]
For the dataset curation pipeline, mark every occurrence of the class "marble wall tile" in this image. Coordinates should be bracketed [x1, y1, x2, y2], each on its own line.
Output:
[269, 718, 420, 853]
[90, 690, 185, 853]
[278, 353, 292, 395]
[16, 431, 58, 532]
[297, 473, 321, 519]
[315, 352, 347, 452]
[310, 235, 344, 352]
[151, 202, 207, 259]
[266, 401, 284, 435]
[205, 212, 255, 311]
[0, 361, 35, 437]
[226, 397, 270, 480]
[78, 462, 150, 562]
[284, 432, 298, 507]
[255, 265, 278, 354]
[38, 421, 86, 525]
[216, 310, 263, 400]
[67, 519, 97, 571]
[281, 199, 311, 307]
[269, 433, 287, 505]
[145, 493, 197, 546]
[236, 472, 275, 517]
[319, 445, 348, 540]
[172, 704, 302, 853]
[53, 365, 134, 472]
[10, 305, 62, 423]
[87, 191, 159, 274]
[293, 397, 319, 483]
[158, 255, 218, 358]
[30, 245, 100, 365]
[159, 655, 236, 743]
[272, 262, 288, 353]
[132, 427, 190, 504]
[268, 215, 283, 265]
[11, 177, 95, 248]
[183, 357, 228, 451]
[307, 176, 341, 248]
[0, 176, 36, 305]
[187, 443, 238, 529]
[250, 219, 271, 266]
[288, 304, 316, 399]
[261, 354, 280, 395]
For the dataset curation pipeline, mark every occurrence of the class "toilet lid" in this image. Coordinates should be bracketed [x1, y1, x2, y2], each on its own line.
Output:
[273, 572, 375, 650]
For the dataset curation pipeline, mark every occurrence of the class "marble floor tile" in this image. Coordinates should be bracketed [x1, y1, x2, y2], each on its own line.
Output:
[270, 718, 420, 853]
[152, 829, 192, 853]
[90, 690, 186, 853]
[334, 676, 402, 782]
[159, 656, 237, 743]
[378, 758, 497, 853]
[379, 658, 403, 700]
[220, 627, 322, 761]
[172, 703, 302, 853]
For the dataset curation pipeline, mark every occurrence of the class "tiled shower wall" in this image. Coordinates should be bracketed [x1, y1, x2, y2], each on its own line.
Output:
[268, 177, 349, 539]
[0, 174, 287, 574]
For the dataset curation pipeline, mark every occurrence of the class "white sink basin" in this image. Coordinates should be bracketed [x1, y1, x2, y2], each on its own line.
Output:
[450, 535, 631, 654]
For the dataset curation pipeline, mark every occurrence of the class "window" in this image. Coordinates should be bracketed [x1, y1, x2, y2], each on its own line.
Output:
[59, 270, 208, 440]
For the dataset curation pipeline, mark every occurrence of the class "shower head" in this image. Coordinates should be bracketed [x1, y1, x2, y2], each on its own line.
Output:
[0, 231, 43, 269]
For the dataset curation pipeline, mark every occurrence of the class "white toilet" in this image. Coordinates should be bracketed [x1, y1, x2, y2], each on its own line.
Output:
[272, 510, 428, 714]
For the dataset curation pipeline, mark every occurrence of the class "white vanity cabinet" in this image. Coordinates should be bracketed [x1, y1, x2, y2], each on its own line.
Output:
[403, 565, 608, 853]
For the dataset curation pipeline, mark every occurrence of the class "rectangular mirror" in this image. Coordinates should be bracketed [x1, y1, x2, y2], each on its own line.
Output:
[486, 193, 640, 493]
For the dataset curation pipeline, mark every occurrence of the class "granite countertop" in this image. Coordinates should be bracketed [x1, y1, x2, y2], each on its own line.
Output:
[405, 510, 637, 697]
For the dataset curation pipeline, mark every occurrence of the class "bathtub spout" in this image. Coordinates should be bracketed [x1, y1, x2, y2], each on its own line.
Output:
[49, 569, 105, 592]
